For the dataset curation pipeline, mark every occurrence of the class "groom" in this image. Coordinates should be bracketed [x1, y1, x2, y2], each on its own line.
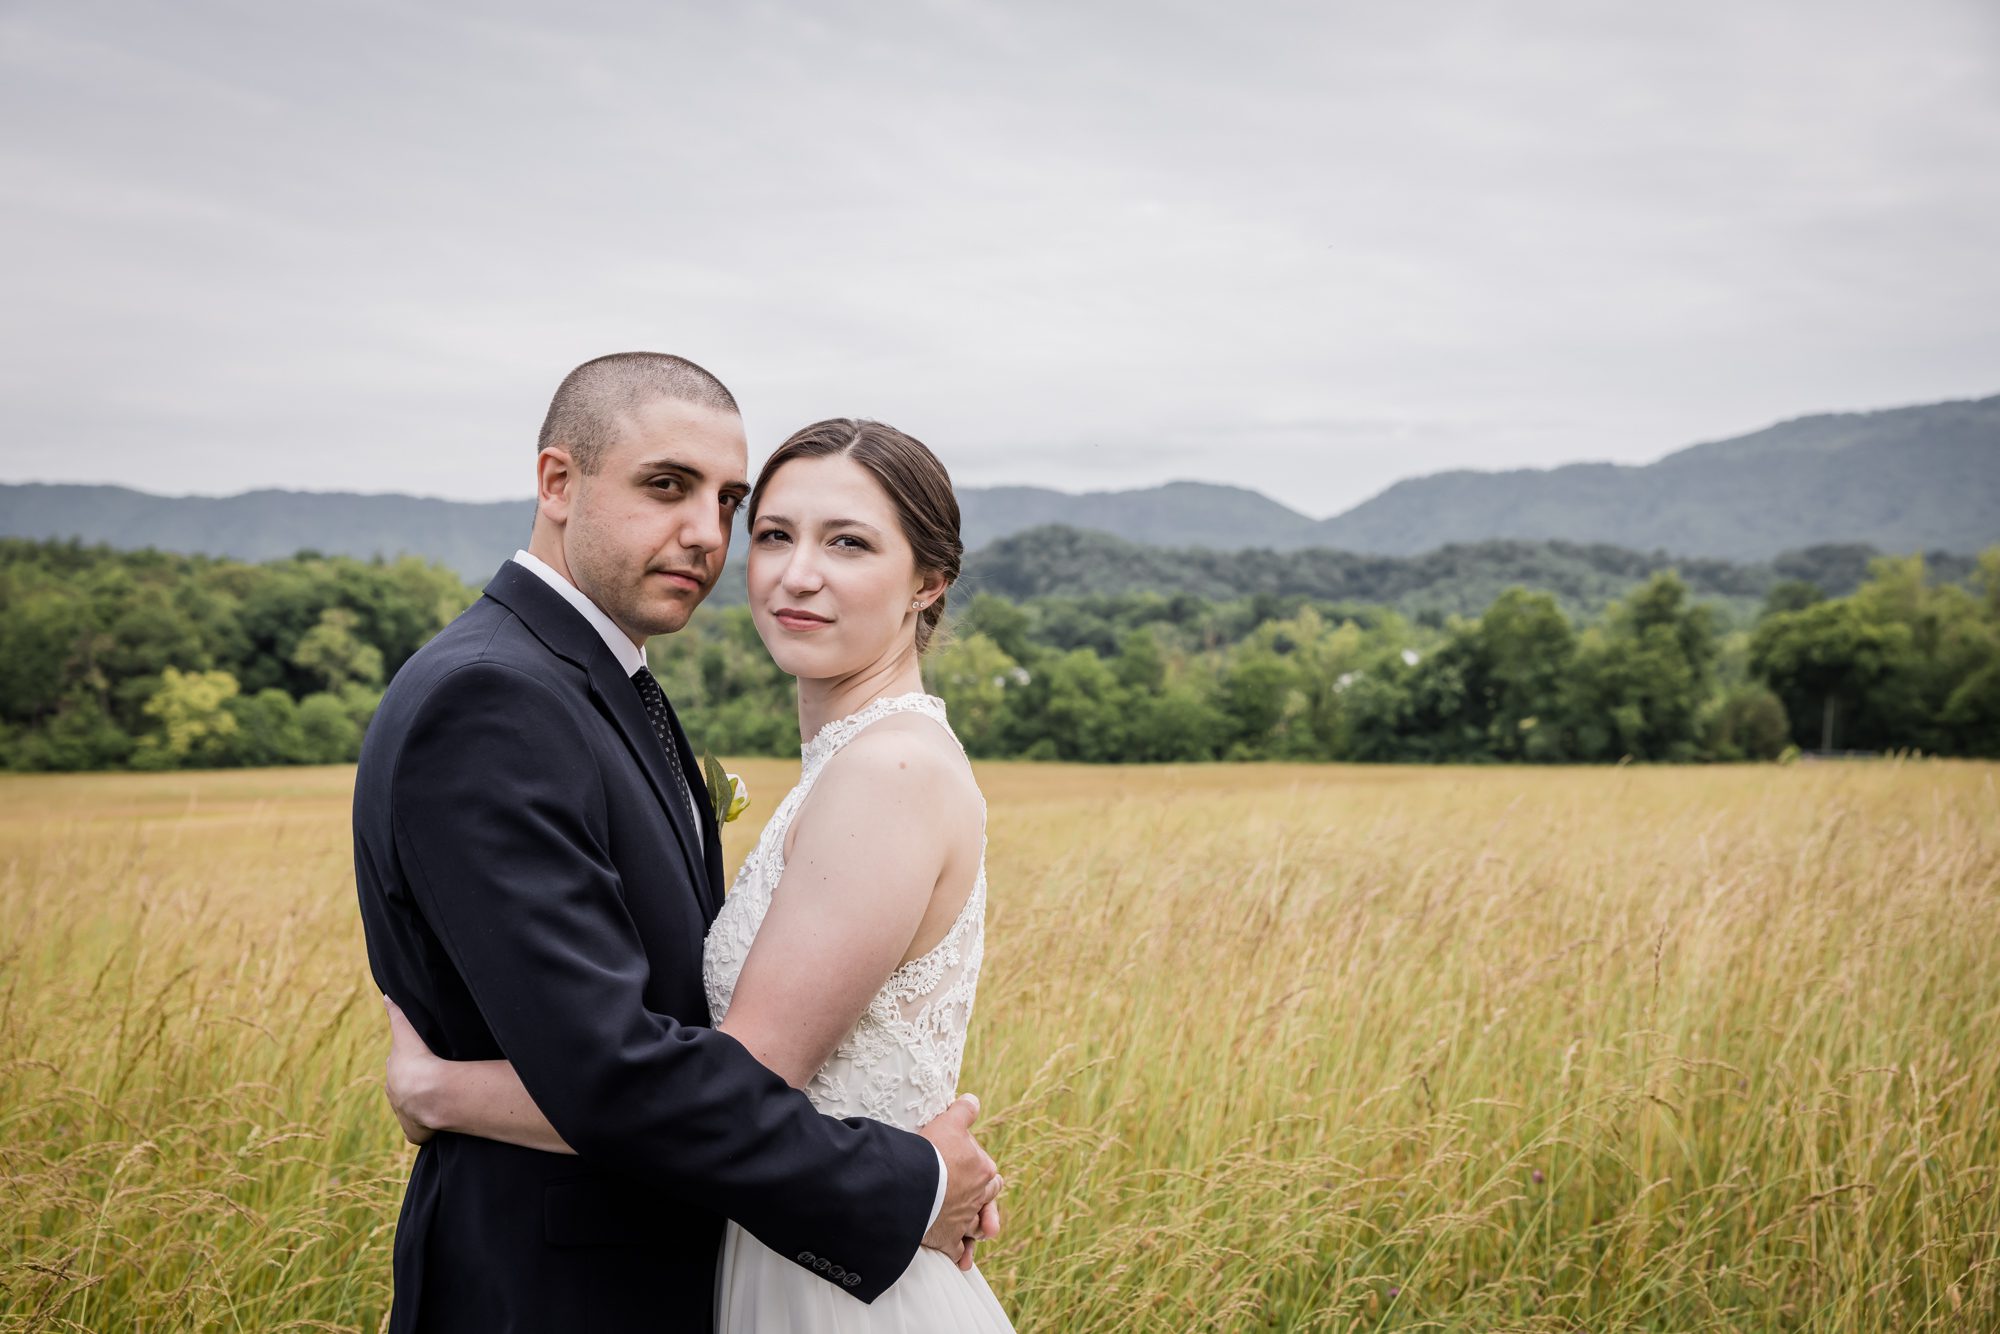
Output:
[353, 353, 1001, 1333]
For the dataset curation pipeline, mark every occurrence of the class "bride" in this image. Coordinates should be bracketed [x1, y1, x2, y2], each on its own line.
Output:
[382, 418, 1016, 1331]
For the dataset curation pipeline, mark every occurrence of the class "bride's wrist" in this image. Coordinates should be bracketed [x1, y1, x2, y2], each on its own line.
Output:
[405, 1058, 452, 1132]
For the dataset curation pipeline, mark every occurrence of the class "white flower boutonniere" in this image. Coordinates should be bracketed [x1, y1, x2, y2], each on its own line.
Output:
[701, 753, 750, 826]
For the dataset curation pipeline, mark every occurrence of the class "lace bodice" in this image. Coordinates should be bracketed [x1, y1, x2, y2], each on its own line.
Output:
[702, 693, 986, 1130]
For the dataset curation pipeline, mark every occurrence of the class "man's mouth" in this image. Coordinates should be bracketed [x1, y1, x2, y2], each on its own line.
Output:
[653, 569, 706, 592]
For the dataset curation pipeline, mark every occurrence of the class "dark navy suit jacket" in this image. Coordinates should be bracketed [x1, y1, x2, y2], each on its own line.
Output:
[353, 561, 935, 1333]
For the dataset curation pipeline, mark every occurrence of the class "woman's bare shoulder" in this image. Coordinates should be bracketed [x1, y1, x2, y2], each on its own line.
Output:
[812, 714, 982, 820]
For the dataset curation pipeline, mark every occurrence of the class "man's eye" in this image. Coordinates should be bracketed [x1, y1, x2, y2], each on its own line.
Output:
[651, 477, 683, 494]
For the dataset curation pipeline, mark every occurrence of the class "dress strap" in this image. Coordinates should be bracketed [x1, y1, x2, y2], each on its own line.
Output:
[799, 692, 957, 776]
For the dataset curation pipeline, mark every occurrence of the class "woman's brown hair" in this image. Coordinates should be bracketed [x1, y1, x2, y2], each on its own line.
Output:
[746, 419, 963, 653]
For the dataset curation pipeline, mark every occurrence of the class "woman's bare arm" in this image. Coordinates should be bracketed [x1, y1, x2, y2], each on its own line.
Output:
[717, 728, 967, 1086]
[383, 996, 574, 1154]
[723, 729, 1001, 1269]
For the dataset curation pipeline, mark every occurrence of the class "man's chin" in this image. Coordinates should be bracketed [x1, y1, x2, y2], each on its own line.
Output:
[634, 593, 706, 637]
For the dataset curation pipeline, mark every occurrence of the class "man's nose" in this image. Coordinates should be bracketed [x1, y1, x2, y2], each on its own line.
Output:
[678, 495, 727, 555]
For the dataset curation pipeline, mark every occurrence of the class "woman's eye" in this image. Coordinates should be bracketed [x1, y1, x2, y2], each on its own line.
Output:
[832, 535, 869, 551]
[754, 529, 789, 545]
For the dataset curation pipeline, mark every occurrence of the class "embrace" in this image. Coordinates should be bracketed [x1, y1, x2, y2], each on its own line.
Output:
[353, 353, 1015, 1332]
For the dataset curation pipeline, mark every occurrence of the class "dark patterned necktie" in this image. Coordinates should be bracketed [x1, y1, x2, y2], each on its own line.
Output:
[631, 668, 702, 845]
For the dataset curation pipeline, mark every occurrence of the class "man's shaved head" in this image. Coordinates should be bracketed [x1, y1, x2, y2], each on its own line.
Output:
[537, 352, 740, 474]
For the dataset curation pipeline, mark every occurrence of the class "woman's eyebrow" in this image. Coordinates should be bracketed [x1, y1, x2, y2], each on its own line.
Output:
[754, 514, 884, 538]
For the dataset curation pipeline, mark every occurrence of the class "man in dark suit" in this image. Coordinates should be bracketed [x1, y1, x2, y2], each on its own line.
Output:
[353, 353, 1000, 1333]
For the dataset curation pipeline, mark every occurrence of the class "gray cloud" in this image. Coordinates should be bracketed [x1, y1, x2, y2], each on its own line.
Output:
[2, 0, 1995, 515]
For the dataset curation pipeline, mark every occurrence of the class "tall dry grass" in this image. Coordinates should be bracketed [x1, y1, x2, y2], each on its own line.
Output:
[2, 760, 1996, 1331]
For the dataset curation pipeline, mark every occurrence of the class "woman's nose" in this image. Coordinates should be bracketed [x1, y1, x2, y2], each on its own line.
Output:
[781, 546, 823, 594]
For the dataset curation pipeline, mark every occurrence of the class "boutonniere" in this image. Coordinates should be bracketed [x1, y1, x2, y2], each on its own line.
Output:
[701, 752, 750, 826]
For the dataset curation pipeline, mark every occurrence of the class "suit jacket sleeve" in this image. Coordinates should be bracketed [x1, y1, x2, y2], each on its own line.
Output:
[388, 660, 937, 1303]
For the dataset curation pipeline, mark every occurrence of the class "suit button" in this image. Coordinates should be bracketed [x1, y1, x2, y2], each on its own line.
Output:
[844, 1273, 861, 1287]
[797, 1251, 815, 1265]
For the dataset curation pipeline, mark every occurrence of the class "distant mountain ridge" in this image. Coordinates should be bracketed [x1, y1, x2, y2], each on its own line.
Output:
[0, 478, 1321, 580]
[959, 481, 1320, 551]
[3, 393, 1993, 574]
[0, 484, 534, 583]
[1312, 394, 1999, 558]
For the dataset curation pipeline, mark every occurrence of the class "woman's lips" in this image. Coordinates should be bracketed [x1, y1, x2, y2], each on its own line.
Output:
[773, 609, 833, 631]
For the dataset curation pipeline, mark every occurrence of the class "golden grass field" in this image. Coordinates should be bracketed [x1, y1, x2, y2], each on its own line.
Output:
[3, 759, 1997, 1331]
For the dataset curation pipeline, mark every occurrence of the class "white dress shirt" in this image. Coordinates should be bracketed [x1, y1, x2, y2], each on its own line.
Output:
[507, 551, 949, 1230]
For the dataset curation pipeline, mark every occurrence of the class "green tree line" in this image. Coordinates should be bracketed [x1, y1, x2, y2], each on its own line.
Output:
[0, 540, 471, 771]
[4, 539, 1996, 770]
[954, 525, 1982, 622]
[671, 549, 2000, 763]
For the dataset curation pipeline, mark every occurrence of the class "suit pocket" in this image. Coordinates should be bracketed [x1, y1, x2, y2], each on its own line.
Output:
[543, 1175, 668, 1248]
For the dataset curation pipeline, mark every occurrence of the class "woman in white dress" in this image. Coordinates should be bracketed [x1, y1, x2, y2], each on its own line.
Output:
[381, 418, 1015, 1332]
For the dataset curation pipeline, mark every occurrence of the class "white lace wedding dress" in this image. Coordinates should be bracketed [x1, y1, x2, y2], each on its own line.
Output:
[703, 693, 1015, 1333]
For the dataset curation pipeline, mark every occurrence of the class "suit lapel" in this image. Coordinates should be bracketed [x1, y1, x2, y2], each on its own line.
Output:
[482, 562, 708, 900]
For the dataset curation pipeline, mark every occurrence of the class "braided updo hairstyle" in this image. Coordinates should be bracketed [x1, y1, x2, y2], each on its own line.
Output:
[746, 419, 963, 653]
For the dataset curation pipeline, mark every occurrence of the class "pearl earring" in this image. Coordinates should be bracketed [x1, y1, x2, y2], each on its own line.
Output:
[911, 599, 922, 610]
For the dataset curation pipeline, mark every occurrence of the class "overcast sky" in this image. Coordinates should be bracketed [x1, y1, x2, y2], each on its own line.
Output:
[2, 0, 1996, 516]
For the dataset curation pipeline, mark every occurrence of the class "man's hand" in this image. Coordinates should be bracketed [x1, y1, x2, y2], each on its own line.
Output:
[916, 1093, 1003, 1265]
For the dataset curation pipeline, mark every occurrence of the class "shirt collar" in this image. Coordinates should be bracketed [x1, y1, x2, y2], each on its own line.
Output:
[510, 549, 648, 678]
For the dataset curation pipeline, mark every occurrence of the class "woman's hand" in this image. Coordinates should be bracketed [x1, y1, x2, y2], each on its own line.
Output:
[384, 995, 440, 1146]
[957, 1198, 1002, 1271]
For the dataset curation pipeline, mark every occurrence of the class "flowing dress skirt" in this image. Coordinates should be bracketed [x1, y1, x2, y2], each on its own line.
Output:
[716, 1221, 1014, 1333]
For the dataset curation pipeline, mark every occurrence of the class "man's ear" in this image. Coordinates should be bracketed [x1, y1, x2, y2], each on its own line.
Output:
[536, 447, 575, 524]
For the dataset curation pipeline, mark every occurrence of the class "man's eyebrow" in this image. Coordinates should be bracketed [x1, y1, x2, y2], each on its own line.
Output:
[634, 455, 699, 476]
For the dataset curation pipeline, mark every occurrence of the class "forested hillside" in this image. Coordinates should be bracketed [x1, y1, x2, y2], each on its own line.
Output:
[0, 542, 469, 771]
[0, 484, 533, 582]
[6, 538, 1994, 771]
[953, 526, 1978, 621]
[957, 480, 1320, 551]
[1315, 394, 1999, 558]
[7, 393, 1993, 571]
[0, 479, 1330, 578]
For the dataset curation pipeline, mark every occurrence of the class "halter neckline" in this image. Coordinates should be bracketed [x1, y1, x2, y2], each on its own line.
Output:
[800, 692, 949, 769]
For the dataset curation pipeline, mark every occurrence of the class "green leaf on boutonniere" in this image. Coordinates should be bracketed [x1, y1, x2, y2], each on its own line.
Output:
[702, 752, 749, 825]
